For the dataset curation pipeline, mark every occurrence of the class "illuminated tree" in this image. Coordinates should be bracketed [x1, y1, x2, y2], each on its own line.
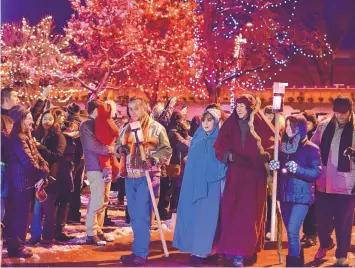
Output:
[191, 0, 333, 102]
[0, 16, 82, 104]
[66, 0, 200, 106]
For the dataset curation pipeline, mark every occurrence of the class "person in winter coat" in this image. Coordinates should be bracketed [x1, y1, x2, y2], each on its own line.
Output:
[1, 115, 13, 222]
[167, 111, 191, 213]
[269, 115, 322, 267]
[173, 108, 227, 265]
[152, 97, 177, 220]
[118, 97, 172, 266]
[95, 100, 120, 182]
[300, 110, 319, 247]
[214, 94, 274, 267]
[6, 106, 49, 258]
[311, 96, 355, 266]
[29, 108, 67, 245]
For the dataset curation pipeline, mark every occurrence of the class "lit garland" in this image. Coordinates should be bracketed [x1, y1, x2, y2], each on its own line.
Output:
[66, 0, 202, 103]
[0, 16, 82, 104]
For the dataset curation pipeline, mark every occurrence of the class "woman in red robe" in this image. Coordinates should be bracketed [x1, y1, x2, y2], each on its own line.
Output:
[214, 94, 275, 267]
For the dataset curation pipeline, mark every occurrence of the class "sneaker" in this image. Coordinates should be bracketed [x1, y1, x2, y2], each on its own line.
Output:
[8, 248, 33, 258]
[304, 235, 317, 248]
[55, 233, 74, 242]
[120, 253, 147, 266]
[233, 256, 244, 267]
[86, 235, 102, 245]
[336, 257, 349, 267]
[97, 233, 114, 242]
[314, 242, 335, 260]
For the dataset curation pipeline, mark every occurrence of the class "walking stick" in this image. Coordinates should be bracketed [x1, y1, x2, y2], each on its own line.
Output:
[130, 121, 169, 258]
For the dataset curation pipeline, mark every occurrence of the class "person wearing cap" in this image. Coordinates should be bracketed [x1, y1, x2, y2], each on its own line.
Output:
[300, 110, 319, 248]
[80, 99, 115, 245]
[173, 108, 227, 265]
[311, 96, 355, 266]
[214, 94, 275, 267]
[269, 115, 322, 266]
[117, 97, 172, 266]
[5, 105, 49, 258]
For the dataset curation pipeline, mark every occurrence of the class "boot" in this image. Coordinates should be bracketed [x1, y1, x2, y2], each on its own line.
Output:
[55, 203, 74, 241]
[286, 255, 302, 267]
[300, 247, 304, 266]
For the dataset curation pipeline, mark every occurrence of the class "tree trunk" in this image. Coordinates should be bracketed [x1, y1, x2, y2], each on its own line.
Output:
[208, 91, 218, 104]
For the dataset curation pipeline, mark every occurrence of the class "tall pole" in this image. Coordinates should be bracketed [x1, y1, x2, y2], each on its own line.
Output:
[270, 112, 280, 242]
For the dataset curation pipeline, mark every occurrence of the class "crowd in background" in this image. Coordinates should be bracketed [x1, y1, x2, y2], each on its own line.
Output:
[1, 86, 354, 267]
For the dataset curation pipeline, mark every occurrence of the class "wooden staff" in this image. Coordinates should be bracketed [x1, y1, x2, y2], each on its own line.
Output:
[130, 122, 169, 257]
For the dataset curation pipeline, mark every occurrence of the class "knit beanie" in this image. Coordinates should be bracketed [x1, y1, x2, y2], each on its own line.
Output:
[235, 94, 256, 114]
[333, 96, 353, 113]
[302, 110, 317, 125]
[67, 102, 81, 116]
[8, 105, 30, 123]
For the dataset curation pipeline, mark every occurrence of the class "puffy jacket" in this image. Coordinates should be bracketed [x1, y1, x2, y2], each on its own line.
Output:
[6, 133, 49, 192]
[277, 115, 322, 205]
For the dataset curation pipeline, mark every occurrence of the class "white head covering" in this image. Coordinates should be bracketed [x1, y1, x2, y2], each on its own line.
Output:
[204, 108, 221, 123]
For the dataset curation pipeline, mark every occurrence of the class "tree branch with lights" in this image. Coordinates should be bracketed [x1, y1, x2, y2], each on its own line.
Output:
[0, 16, 82, 105]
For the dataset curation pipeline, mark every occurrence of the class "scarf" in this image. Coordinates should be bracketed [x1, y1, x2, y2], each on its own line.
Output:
[184, 123, 227, 203]
[320, 114, 353, 172]
[119, 114, 158, 176]
[281, 134, 301, 154]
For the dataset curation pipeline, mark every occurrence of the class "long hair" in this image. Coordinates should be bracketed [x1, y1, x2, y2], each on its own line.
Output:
[1, 115, 13, 135]
[35, 108, 63, 137]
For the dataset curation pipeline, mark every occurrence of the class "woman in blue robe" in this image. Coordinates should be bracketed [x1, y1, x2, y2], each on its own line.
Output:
[173, 108, 227, 265]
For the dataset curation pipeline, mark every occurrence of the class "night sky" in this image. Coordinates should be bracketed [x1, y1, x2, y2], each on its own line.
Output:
[1, 0, 355, 49]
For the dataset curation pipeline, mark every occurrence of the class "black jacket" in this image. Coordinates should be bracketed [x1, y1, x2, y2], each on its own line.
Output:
[6, 133, 49, 192]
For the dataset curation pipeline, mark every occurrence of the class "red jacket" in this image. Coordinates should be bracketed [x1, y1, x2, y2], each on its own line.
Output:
[95, 103, 119, 146]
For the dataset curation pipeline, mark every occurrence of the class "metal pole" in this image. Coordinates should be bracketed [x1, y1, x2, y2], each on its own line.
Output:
[270, 112, 280, 242]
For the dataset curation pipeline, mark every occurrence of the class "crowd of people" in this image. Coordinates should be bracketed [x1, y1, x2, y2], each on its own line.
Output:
[0, 86, 354, 267]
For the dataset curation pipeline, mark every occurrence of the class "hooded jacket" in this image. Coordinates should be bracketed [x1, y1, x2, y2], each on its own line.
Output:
[277, 115, 322, 205]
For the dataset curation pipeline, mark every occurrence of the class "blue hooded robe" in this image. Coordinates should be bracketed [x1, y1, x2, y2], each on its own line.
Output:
[173, 111, 227, 257]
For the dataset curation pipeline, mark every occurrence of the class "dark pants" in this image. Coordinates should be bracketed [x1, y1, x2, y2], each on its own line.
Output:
[315, 191, 355, 259]
[7, 188, 33, 252]
[158, 177, 171, 217]
[68, 161, 84, 221]
[302, 203, 317, 236]
[117, 177, 126, 200]
[55, 192, 71, 235]
[42, 193, 57, 240]
[170, 179, 181, 211]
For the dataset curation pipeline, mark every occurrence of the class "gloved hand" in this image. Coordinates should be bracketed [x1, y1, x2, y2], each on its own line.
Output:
[142, 157, 157, 170]
[117, 145, 130, 156]
[269, 160, 280, 171]
[285, 161, 298, 173]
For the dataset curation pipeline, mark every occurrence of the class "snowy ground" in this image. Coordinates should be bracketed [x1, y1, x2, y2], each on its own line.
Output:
[2, 191, 355, 267]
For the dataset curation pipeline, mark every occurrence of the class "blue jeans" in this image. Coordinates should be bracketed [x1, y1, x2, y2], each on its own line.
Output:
[30, 200, 43, 241]
[280, 203, 309, 257]
[125, 177, 159, 258]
